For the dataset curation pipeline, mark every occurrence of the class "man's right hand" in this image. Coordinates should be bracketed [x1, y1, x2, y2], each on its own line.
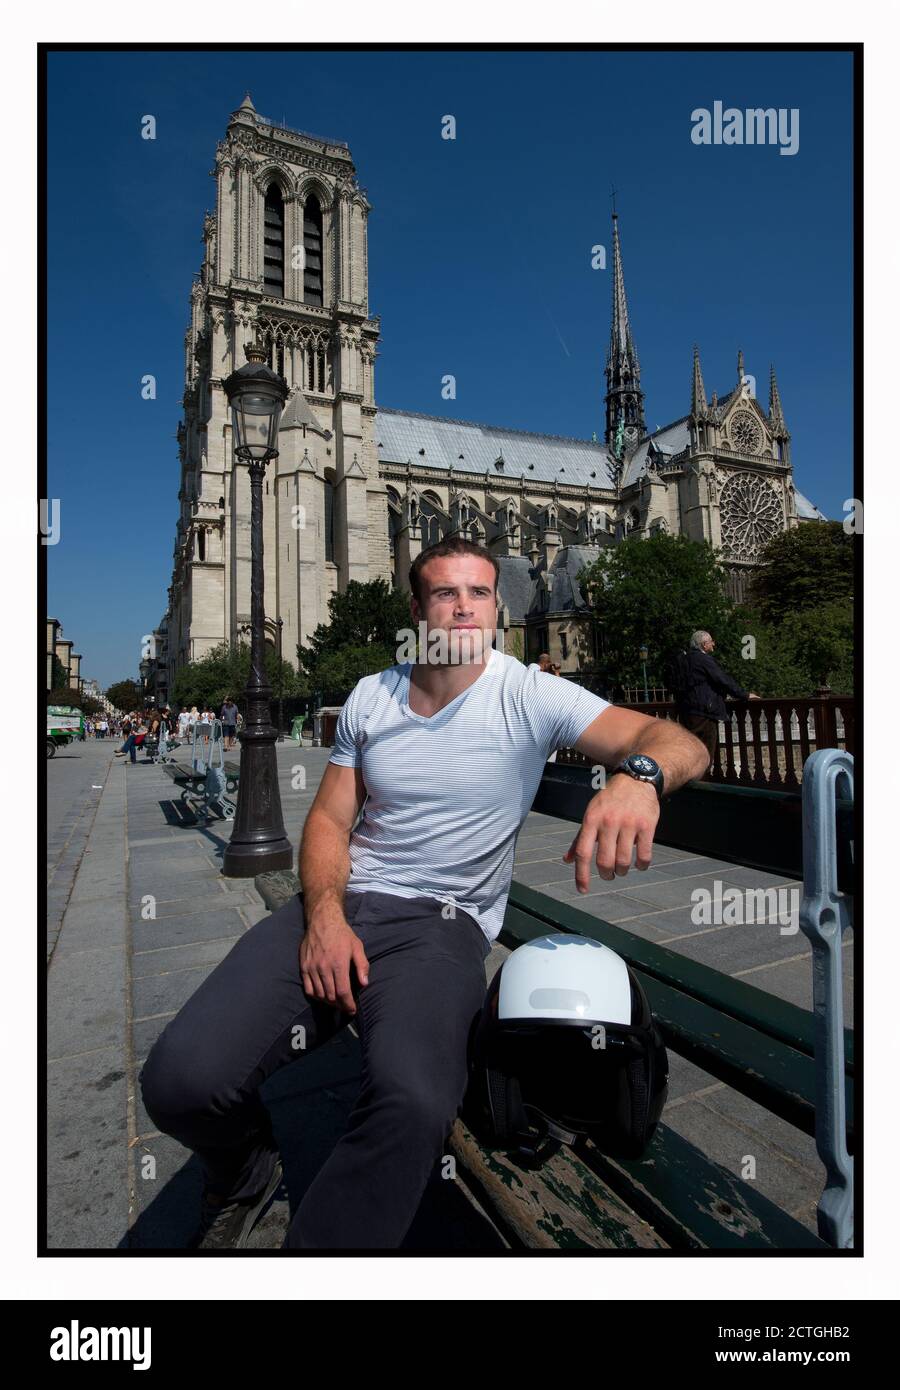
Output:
[300, 904, 370, 1016]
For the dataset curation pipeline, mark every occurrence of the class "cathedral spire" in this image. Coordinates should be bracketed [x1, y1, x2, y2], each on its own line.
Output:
[768, 363, 788, 435]
[691, 344, 708, 418]
[604, 212, 646, 450]
[737, 347, 745, 384]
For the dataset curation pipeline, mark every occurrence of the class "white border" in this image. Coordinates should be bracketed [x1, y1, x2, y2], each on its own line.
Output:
[6, 0, 896, 1305]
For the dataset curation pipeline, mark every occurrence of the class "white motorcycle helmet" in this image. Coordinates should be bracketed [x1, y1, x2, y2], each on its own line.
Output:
[463, 933, 668, 1162]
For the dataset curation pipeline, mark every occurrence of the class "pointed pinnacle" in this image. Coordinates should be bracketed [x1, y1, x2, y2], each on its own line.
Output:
[737, 348, 745, 383]
[768, 363, 787, 431]
[691, 344, 708, 418]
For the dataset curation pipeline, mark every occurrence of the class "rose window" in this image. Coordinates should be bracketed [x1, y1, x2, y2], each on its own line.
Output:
[719, 472, 783, 561]
[729, 410, 763, 453]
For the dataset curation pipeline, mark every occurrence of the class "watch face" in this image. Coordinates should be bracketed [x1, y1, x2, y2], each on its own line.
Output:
[628, 754, 659, 777]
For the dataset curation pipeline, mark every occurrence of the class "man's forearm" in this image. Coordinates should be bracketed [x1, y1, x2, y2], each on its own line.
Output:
[621, 719, 710, 795]
[298, 810, 352, 923]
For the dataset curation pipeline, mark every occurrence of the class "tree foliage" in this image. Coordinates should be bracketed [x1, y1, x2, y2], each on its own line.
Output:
[577, 531, 854, 698]
[171, 641, 307, 712]
[47, 687, 102, 716]
[105, 679, 142, 713]
[731, 599, 854, 696]
[298, 578, 412, 690]
[577, 534, 742, 692]
[747, 521, 853, 622]
[313, 643, 399, 694]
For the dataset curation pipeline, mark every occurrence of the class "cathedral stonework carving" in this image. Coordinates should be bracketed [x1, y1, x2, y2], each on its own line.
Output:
[728, 409, 764, 454]
[718, 472, 784, 561]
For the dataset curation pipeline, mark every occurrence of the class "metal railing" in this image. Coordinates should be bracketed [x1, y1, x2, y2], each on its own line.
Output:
[799, 748, 855, 1248]
[555, 695, 855, 791]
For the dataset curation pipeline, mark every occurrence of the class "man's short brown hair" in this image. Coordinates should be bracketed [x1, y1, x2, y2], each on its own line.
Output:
[408, 537, 500, 605]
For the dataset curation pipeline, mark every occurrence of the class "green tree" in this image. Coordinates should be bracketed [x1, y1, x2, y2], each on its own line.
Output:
[171, 641, 307, 712]
[298, 578, 412, 688]
[577, 534, 742, 694]
[105, 679, 142, 712]
[47, 687, 102, 716]
[730, 598, 853, 696]
[748, 521, 853, 622]
[314, 643, 398, 693]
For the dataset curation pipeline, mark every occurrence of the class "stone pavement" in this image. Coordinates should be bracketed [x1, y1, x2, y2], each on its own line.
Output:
[45, 740, 852, 1248]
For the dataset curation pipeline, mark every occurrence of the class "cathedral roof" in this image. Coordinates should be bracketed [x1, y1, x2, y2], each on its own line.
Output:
[375, 408, 617, 488]
[622, 417, 692, 485]
[793, 487, 828, 520]
[279, 388, 331, 436]
[497, 546, 601, 621]
[496, 556, 535, 621]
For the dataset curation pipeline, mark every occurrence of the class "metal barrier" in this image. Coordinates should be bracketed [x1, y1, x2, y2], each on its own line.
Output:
[184, 719, 237, 821]
[799, 748, 855, 1248]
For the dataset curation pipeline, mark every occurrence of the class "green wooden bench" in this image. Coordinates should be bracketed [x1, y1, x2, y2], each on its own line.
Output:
[256, 766, 854, 1251]
[160, 760, 240, 795]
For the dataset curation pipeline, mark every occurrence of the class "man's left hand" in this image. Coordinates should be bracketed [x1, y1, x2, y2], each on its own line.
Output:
[562, 774, 660, 892]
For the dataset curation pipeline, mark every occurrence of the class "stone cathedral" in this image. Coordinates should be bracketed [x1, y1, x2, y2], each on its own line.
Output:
[161, 94, 826, 695]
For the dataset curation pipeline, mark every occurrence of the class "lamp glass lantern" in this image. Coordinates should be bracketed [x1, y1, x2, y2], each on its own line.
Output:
[225, 344, 288, 462]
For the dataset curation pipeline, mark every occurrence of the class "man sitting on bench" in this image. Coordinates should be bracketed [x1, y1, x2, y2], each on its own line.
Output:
[139, 539, 709, 1250]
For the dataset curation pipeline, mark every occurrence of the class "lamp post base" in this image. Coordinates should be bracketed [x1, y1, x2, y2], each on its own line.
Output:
[221, 727, 293, 878]
[222, 836, 294, 878]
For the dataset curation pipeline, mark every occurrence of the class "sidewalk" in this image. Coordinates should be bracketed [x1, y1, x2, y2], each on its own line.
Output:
[46, 744, 850, 1247]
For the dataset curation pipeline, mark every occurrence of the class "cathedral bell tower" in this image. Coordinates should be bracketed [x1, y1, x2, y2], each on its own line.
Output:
[166, 93, 385, 689]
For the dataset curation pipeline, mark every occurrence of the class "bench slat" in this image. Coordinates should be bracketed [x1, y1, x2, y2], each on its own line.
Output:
[575, 1123, 827, 1249]
[448, 1120, 669, 1249]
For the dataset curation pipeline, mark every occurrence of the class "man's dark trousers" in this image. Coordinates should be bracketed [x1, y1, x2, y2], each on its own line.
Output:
[139, 889, 491, 1249]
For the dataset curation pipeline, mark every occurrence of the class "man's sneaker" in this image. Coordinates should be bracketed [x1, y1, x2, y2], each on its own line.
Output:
[188, 1157, 283, 1250]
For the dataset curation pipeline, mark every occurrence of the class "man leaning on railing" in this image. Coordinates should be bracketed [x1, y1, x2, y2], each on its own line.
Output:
[674, 630, 760, 770]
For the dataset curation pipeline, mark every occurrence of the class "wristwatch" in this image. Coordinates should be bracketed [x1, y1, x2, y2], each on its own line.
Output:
[612, 752, 665, 800]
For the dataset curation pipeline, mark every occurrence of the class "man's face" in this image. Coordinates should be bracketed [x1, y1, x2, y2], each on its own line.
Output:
[704, 636, 716, 652]
[410, 554, 497, 664]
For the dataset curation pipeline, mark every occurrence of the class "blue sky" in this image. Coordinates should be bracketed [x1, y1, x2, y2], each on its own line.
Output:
[46, 47, 854, 688]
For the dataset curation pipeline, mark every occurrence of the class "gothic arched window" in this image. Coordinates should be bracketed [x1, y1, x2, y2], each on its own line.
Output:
[303, 195, 323, 306]
[323, 469, 335, 563]
[386, 486, 402, 555]
[306, 345, 326, 394]
[263, 184, 285, 298]
[420, 492, 442, 548]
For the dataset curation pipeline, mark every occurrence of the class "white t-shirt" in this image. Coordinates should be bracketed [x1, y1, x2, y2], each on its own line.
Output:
[328, 648, 611, 943]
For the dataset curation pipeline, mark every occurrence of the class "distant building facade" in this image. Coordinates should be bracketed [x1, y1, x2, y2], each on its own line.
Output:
[164, 95, 826, 688]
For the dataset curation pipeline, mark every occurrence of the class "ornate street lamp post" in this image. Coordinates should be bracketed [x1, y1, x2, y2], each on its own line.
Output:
[639, 645, 650, 704]
[276, 616, 284, 742]
[222, 341, 293, 877]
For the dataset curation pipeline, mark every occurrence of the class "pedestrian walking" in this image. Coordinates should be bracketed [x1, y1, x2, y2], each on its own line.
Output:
[220, 697, 239, 751]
